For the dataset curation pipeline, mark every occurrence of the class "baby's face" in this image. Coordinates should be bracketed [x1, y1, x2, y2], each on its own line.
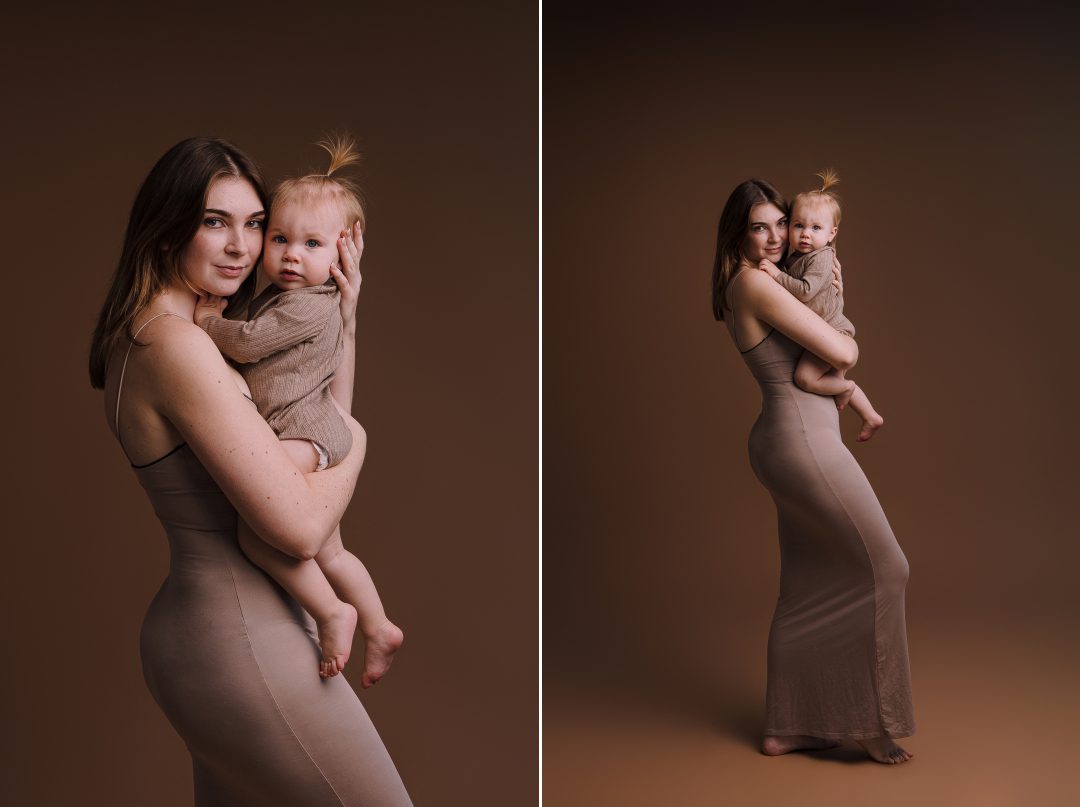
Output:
[789, 201, 837, 253]
[263, 199, 345, 289]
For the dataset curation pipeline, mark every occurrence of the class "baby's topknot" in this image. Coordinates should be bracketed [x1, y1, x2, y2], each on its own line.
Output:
[816, 168, 840, 194]
[793, 168, 843, 233]
[272, 132, 367, 230]
[316, 133, 362, 177]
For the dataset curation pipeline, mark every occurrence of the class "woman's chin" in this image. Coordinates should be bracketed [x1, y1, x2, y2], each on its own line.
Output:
[204, 278, 245, 297]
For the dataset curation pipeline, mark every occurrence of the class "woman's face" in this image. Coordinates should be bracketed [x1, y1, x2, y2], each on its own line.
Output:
[179, 176, 265, 297]
[740, 202, 788, 263]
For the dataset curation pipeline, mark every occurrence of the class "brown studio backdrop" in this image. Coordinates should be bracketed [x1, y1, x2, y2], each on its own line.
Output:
[543, 6, 1080, 804]
[2, 3, 537, 805]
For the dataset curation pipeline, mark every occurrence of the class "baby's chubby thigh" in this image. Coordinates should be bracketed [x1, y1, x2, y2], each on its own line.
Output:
[280, 438, 322, 473]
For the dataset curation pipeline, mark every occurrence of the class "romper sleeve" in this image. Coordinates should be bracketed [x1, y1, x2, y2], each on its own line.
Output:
[775, 249, 834, 303]
[200, 293, 330, 364]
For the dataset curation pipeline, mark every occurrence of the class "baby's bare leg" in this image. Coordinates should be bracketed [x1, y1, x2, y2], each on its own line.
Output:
[794, 351, 856, 410]
[237, 438, 357, 678]
[847, 385, 885, 442]
[317, 531, 404, 688]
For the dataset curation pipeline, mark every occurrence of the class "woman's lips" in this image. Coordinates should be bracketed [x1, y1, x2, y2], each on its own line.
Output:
[215, 264, 245, 277]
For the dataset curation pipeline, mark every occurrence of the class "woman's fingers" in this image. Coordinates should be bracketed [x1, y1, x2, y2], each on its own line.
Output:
[333, 222, 364, 326]
[341, 223, 363, 279]
[351, 220, 364, 262]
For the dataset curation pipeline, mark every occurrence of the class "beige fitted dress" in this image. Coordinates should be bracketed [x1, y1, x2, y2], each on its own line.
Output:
[116, 314, 413, 806]
[724, 274, 915, 739]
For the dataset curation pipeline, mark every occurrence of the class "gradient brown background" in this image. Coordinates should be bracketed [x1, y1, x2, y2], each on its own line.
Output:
[2, 2, 536, 805]
[544, 5, 1079, 805]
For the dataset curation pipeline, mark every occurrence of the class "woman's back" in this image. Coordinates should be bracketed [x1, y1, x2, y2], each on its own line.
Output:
[721, 271, 915, 743]
[115, 322, 412, 806]
[134, 444, 410, 805]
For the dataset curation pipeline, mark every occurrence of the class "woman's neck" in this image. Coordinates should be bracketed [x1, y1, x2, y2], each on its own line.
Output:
[148, 285, 198, 321]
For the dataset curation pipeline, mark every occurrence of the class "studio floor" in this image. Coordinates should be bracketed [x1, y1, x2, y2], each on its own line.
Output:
[544, 614, 1078, 806]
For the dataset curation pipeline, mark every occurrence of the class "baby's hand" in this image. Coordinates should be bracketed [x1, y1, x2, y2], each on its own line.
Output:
[758, 259, 781, 279]
[194, 294, 227, 327]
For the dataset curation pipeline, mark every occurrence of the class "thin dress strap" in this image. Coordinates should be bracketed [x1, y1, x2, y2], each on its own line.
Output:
[725, 269, 774, 353]
[114, 312, 185, 451]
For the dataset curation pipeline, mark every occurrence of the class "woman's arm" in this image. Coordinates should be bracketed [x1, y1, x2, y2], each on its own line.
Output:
[148, 319, 365, 560]
[329, 222, 363, 414]
[735, 269, 858, 370]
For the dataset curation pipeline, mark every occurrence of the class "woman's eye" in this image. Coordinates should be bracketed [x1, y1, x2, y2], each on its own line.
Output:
[204, 217, 223, 228]
[246, 219, 264, 229]
[752, 226, 763, 233]
[305, 239, 321, 248]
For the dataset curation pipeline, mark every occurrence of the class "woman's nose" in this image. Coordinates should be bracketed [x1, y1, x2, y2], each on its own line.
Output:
[225, 226, 249, 255]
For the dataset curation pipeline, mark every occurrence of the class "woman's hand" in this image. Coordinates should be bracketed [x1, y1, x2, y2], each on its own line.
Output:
[331, 221, 364, 334]
[194, 294, 226, 327]
[832, 256, 843, 294]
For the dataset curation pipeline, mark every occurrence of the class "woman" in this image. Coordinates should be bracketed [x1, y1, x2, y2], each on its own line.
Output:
[89, 137, 413, 804]
[713, 179, 915, 764]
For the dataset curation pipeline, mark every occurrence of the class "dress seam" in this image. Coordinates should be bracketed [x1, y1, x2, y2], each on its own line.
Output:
[223, 548, 347, 806]
[787, 386, 889, 738]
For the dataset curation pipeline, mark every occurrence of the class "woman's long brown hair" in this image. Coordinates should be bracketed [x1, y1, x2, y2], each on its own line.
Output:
[88, 137, 269, 389]
[711, 179, 788, 321]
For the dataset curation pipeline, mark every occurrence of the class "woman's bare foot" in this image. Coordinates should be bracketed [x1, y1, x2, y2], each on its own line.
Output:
[855, 736, 914, 764]
[761, 735, 842, 755]
[360, 619, 405, 689]
[317, 602, 358, 678]
[857, 412, 885, 442]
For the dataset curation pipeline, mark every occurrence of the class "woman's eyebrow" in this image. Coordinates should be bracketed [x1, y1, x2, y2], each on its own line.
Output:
[750, 220, 782, 227]
[204, 208, 267, 218]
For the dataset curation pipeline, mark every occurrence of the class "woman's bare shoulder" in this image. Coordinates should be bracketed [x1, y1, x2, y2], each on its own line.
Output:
[138, 313, 220, 360]
[136, 316, 232, 382]
[729, 267, 781, 306]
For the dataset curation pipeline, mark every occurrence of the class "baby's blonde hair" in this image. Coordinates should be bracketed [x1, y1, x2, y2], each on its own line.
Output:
[791, 169, 842, 230]
[271, 133, 366, 230]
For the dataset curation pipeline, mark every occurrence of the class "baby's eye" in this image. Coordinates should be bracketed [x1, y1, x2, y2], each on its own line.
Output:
[271, 235, 286, 244]
[812, 225, 822, 231]
[792, 223, 802, 229]
[305, 239, 321, 248]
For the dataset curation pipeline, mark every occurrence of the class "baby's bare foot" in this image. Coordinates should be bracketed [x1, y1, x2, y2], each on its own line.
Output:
[761, 735, 842, 756]
[835, 384, 855, 412]
[360, 619, 405, 689]
[317, 602, 358, 679]
[856, 736, 914, 764]
[857, 412, 885, 442]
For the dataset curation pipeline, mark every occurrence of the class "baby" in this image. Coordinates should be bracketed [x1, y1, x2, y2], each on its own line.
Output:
[758, 171, 884, 442]
[194, 136, 403, 683]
